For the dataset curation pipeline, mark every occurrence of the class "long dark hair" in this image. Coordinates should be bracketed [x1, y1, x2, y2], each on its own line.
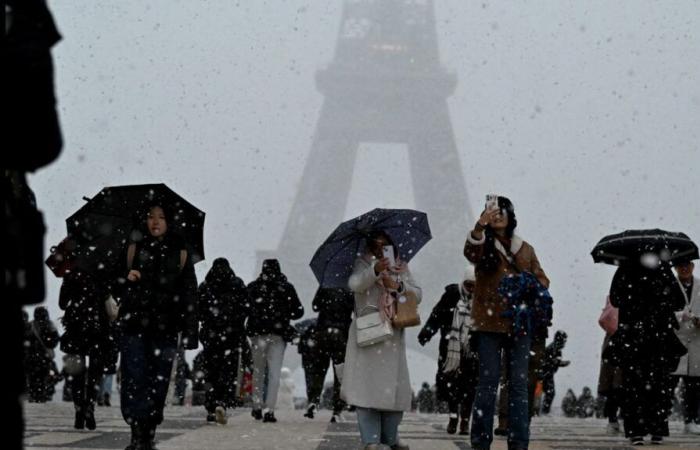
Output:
[478, 196, 517, 273]
[365, 229, 397, 257]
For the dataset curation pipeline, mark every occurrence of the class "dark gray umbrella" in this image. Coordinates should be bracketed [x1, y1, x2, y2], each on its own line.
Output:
[310, 208, 431, 288]
[591, 229, 698, 265]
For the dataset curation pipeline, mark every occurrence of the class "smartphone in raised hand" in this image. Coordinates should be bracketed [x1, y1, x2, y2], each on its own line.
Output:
[382, 245, 396, 270]
[485, 194, 499, 211]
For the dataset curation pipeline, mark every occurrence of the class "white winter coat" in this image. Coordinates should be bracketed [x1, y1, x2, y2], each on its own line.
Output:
[340, 256, 421, 411]
[673, 276, 700, 377]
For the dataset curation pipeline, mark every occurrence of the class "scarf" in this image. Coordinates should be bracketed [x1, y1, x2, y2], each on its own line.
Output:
[443, 287, 472, 373]
[376, 259, 408, 323]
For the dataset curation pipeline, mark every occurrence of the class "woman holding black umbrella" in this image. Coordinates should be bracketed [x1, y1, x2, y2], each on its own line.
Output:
[117, 204, 198, 450]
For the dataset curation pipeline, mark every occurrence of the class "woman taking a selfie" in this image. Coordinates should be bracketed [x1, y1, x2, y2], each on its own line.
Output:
[117, 204, 198, 450]
[464, 196, 549, 450]
[341, 230, 421, 450]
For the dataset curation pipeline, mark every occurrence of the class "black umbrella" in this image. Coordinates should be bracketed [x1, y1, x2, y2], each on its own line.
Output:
[65, 183, 206, 272]
[591, 229, 698, 265]
[310, 208, 431, 288]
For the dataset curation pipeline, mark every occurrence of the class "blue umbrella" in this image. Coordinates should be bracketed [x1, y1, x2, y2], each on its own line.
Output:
[310, 208, 431, 288]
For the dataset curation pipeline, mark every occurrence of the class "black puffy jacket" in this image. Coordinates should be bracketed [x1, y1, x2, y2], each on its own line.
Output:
[117, 233, 198, 347]
[245, 259, 303, 340]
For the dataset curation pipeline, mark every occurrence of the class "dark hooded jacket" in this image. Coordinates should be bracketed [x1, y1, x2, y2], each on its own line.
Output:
[198, 258, 249, 350]
[117, 233, 198, 347]
[312, 287, 353, 336]
[607, 263, 686, 370]
[541, 331, 568, 379]
[58, 269, 115, 356]
[26, 307, 59, 365]
[417, 283, 478, 402]
[245, 259, 303, 340]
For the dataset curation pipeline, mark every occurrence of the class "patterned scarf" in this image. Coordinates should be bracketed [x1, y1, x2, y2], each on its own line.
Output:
[443, 287, 473, 373]
[376, 260, 408, 323]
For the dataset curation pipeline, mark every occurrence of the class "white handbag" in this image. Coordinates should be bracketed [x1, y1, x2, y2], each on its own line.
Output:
[104, 295, 120, 322]
[356, 305, 393, 347]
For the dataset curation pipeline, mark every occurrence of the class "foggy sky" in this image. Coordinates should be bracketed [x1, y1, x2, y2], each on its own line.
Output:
[30, 0, 699, 399]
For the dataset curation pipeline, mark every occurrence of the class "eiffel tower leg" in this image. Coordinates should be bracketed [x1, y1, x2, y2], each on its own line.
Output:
[407, 105, 473, 293]
[260, 103, 359, 303]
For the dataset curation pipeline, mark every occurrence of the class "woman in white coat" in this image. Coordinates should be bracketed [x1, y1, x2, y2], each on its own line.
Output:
[673, 260, 700, 434]
[341, 230, 421, 450]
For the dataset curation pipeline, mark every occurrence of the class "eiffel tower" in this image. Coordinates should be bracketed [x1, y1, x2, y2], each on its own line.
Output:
[259, 0, 473, 311]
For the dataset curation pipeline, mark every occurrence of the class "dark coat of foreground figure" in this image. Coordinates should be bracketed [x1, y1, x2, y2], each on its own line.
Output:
[608, 262, 686, 441]
[4, 2, 64, 446]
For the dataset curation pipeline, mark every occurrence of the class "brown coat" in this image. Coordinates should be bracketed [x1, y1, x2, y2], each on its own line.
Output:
[463, 232, 549, 334]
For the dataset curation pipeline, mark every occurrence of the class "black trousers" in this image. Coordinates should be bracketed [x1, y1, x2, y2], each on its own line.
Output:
[72, 353, 105, 409]
[622, 362, 674, 437]
[603, 388, 622, 422]
[677, 376, 700, 424]
[203, 348, 240, 413]
[301, 341, 345, 413]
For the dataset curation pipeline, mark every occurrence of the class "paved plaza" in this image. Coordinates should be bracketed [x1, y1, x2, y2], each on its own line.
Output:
[24, 402, 698, 450]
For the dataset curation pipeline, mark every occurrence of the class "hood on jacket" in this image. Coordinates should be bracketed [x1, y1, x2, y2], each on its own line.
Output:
[260, 258, 286, 282]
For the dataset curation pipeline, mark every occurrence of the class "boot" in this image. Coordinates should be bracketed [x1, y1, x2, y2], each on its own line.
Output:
[446, 416, 458, 434]
[84, 402, 96, 430]
[125, 423, 142, 450]
[104, 393, 111, 407]
[459, 418, 469, 435]
[143, 422, 158, 450]
[74, 404, 85, 430]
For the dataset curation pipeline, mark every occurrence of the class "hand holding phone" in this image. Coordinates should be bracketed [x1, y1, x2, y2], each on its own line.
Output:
[485, 194, 499, 212]
[382, 245, 396, 270]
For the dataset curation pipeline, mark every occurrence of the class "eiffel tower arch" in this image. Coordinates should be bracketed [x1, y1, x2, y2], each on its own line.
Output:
[258, 0, 474, 321]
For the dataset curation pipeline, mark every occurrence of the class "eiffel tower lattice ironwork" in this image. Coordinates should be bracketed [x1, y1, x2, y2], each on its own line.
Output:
[258, 0, 473, 308]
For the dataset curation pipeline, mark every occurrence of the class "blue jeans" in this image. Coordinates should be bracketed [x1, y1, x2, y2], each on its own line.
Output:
[356, 407, 403, 446]
[471, 332, 531, 450]
[100, 373, 114, 396]
[120, 333, 177, 425]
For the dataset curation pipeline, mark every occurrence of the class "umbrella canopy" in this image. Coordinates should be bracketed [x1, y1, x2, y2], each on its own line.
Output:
[591, 229, 698, 266]
[310, 208, 431, 289]
[63, 183, 205, 274]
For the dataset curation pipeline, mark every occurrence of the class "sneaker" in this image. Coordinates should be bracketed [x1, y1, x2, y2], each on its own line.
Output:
[650, 436, 663, 445]
[446, 416, 458, 434]
[206, 413, 216, 423]
[685, 423, 700, 434]
[459, 418, 469, 435]
[263, 411, 277, 423]
[251, 408, 263, 420]
[630, 436, 644, 446]
[606, 422, 620, 434]
[304, 403, 316, 419]
[330, 414, 342, 423]
[215, 406, 228, 425]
